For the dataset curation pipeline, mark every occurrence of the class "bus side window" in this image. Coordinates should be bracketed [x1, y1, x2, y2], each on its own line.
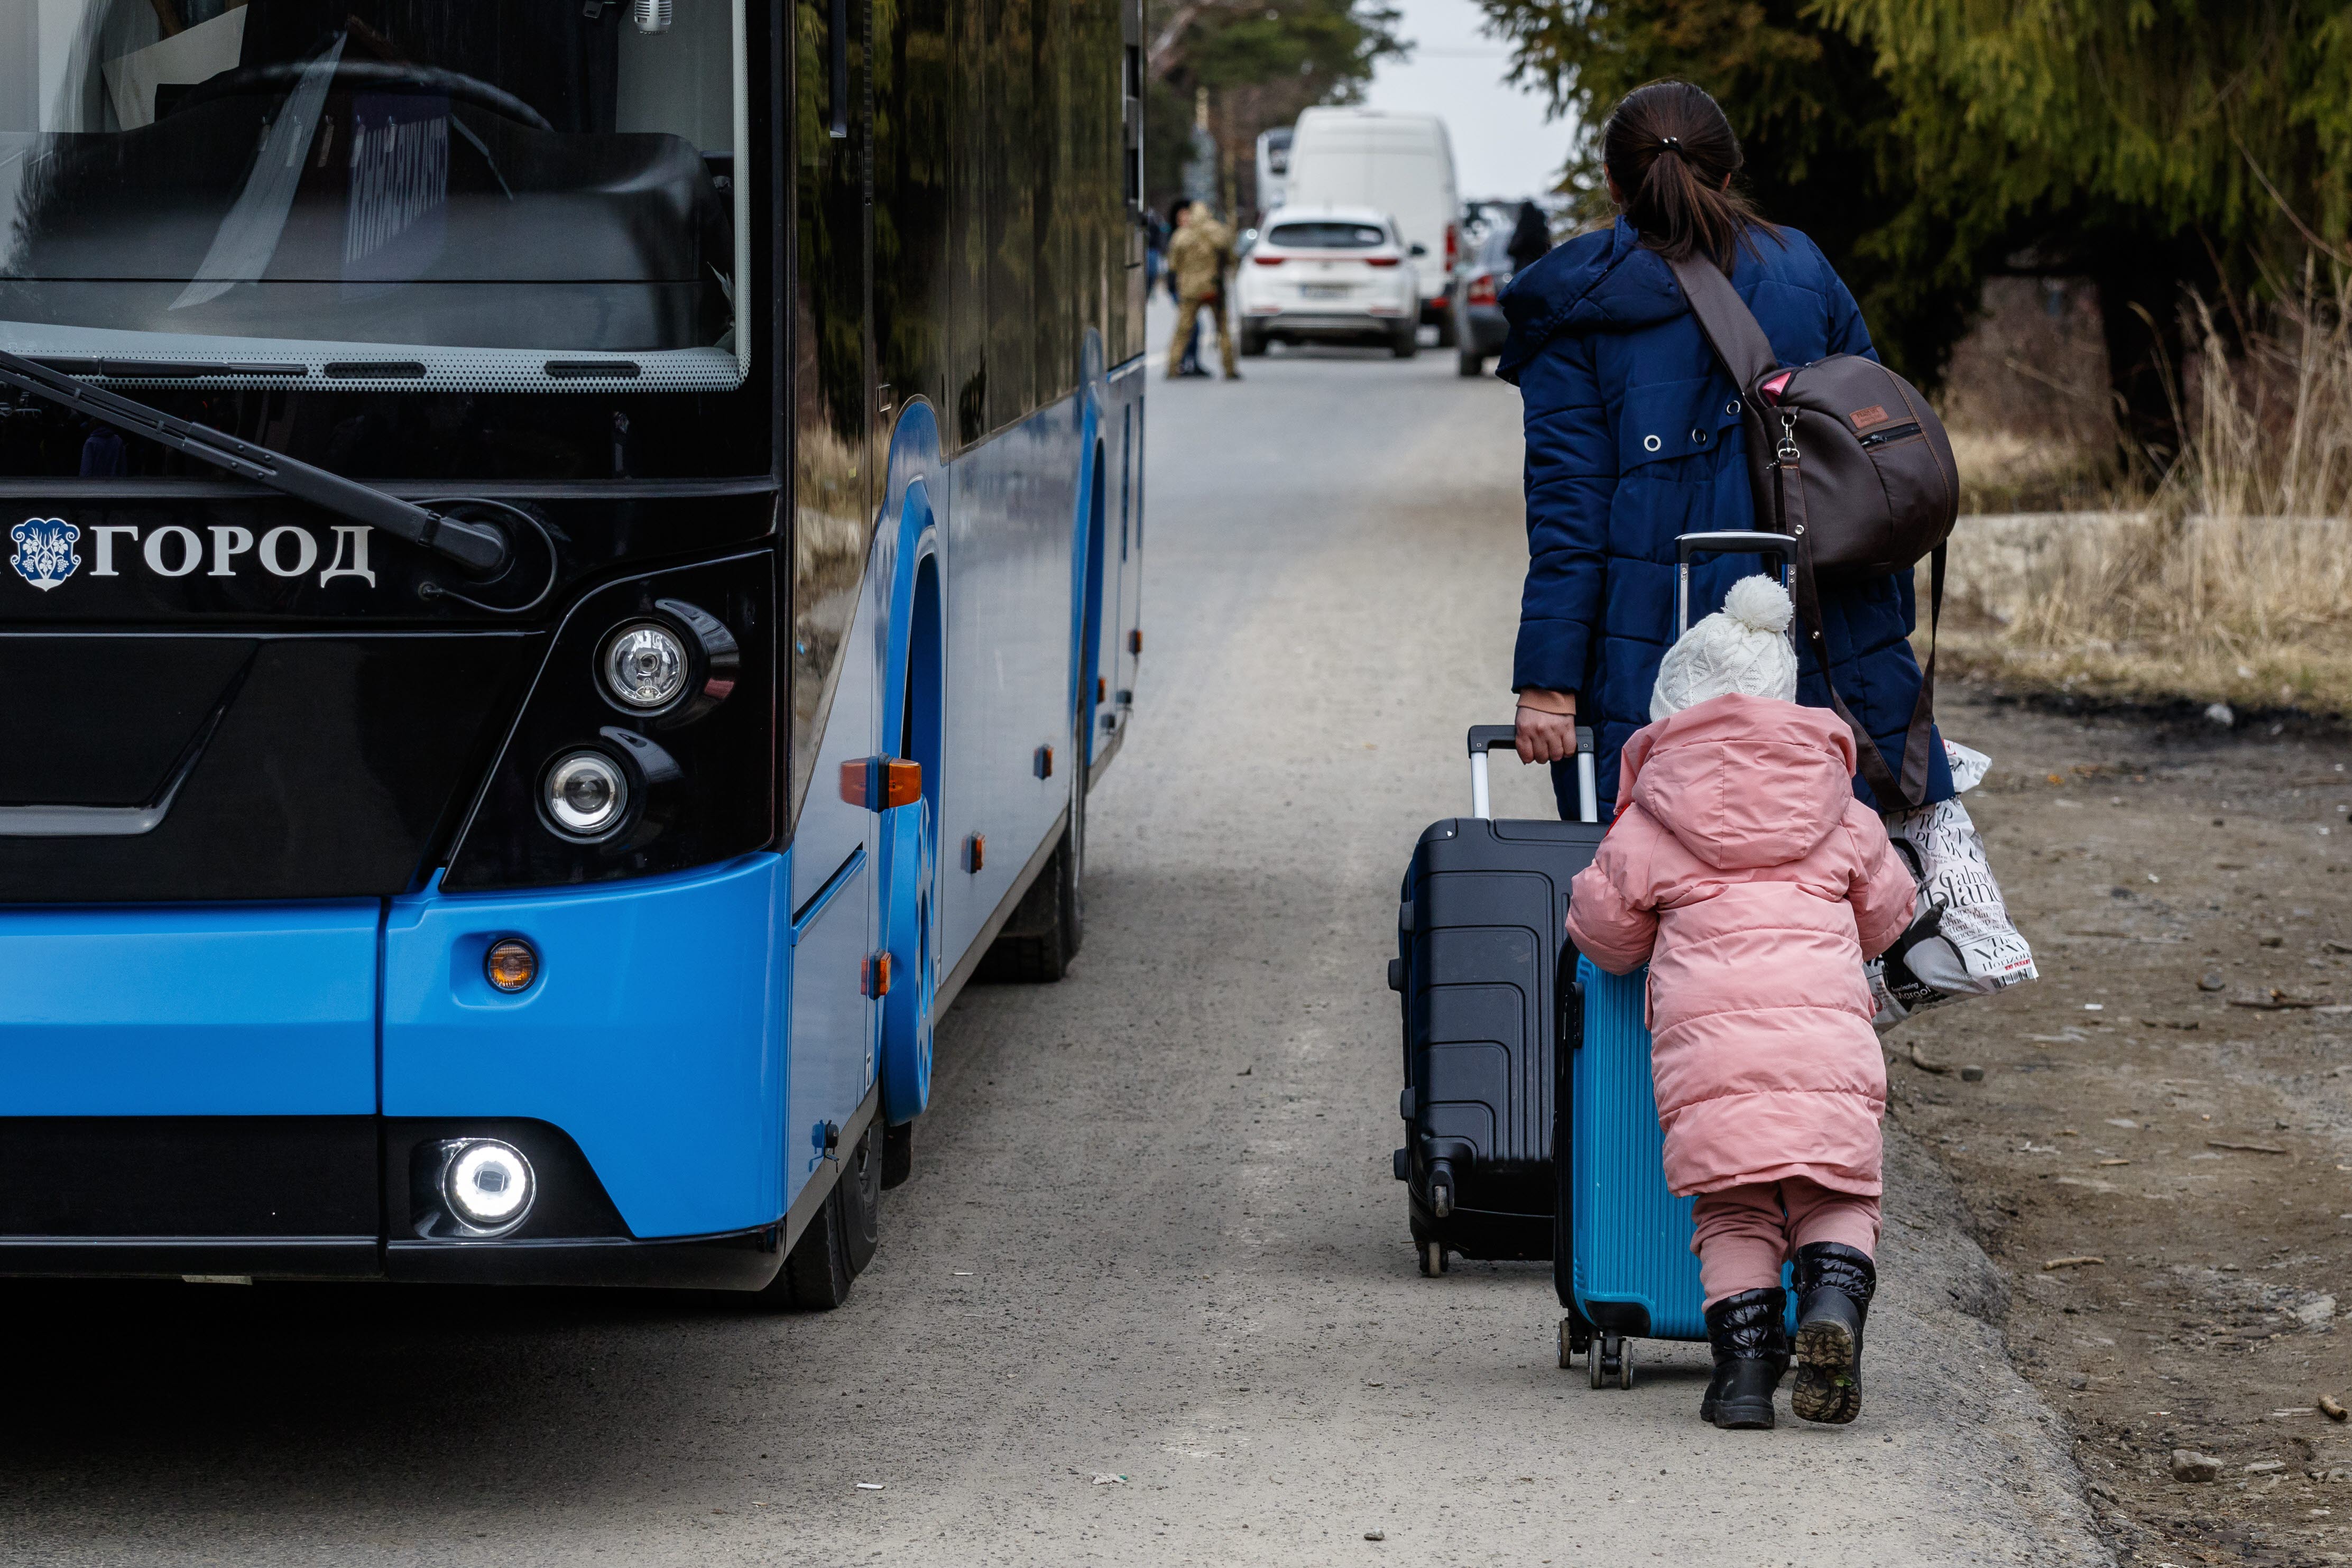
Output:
[829, 0, 851, 138]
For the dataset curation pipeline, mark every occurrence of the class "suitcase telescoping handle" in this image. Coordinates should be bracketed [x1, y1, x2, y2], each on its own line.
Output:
[1674, 528, 1794, 640]
[1465, 725, 1598, 824]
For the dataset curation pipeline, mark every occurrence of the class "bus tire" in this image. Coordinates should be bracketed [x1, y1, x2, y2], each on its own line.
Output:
[973, 782, 1084, 982]
[838, 1126, 883, 1277]
[881, 1120, 915, 1189]
[770, 1188, 853, 1309]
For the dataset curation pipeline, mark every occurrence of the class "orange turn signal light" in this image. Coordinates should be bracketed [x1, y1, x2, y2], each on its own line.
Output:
[485, 938, 539, 993]
[841, 756, 923, 811]
[863, 952, 893, 998]
[964, 833, 985, 872]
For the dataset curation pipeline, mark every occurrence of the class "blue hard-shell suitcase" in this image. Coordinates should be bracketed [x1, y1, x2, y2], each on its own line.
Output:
[1552, 529, 1802, 1387]
[1555, 960, 1702, 1383]
[1554, 960, 1797, 1385]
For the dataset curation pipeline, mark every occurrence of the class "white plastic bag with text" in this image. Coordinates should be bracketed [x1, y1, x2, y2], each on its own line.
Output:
[1866, 740, 2039, 1032]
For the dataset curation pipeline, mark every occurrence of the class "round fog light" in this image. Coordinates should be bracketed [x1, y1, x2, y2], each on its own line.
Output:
[544, 750, 627, 837]
[485, 938, 538, 993]
[445, 1140, 534, 1230]
[602, 621, 689, 709]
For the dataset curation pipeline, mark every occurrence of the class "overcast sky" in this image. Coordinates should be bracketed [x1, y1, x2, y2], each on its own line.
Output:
[1358, 0, 1575, 199]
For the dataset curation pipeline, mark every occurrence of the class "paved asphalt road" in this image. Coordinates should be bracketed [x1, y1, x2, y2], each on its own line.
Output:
[2, 331, 2114, 1566]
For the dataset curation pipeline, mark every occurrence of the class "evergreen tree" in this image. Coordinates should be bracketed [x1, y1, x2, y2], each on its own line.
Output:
[1475, 0, 2352, 463]
[1145, 0, 1406, 216]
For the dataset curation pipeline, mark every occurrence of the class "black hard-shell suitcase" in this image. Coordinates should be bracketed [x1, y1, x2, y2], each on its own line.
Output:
[1389, 724, 1602, 1275]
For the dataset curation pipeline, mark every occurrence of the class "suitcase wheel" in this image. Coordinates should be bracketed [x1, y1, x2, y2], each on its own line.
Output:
[1587, 1332, 1634, 1390]
[1418, 1241, 1449, 1277]
[1556, 1315, 1591, 1368]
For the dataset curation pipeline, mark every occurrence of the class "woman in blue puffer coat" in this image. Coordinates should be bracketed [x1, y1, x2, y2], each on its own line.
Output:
[1500, 79, 1952, 818]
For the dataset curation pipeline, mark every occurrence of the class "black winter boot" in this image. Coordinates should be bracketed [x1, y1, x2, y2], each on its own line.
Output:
[1700, 1287, 1788, 1429]
[1791, 1242, 1876, 1425]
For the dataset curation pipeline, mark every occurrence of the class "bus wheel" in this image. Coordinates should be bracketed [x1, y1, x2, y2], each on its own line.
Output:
[974, 776, 1084, 982]
[838, 1127, 882, 1277]
[769, 1190, 852, 1309]
[766, 1131, 881, 1308]
[882, 1121, 915, 1189]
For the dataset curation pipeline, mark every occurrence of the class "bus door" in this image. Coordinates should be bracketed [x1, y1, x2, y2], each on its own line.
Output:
[787, 0, 882, 1206]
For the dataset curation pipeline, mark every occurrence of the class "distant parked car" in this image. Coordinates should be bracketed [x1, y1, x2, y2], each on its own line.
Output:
[1235, 207, 1422, 358]
[1453, 224, 1520, 377]
[1283, 109, 1461, 344]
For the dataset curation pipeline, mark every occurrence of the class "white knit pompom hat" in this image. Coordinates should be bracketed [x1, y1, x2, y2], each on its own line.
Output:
[1649, 574, 1798, 720]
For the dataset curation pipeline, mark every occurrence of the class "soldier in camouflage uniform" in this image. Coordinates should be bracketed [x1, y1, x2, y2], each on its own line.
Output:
[1165, 201, 1239, 381]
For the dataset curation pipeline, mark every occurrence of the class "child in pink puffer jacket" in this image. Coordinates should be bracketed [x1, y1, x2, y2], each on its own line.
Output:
[1566, 576, 1917, 1431]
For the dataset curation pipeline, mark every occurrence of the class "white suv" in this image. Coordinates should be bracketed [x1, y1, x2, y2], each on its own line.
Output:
[1235, 207, 1421, 359]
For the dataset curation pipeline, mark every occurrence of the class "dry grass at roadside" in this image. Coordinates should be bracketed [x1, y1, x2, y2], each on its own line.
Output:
[1938, 263, 2352, 718]
[1938, 512, 2352, 715]
[1949, 428, 2114, 515]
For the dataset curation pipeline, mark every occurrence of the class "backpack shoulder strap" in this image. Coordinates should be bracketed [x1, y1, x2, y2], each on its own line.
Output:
[1787, 523, 1944, 811]
[1664, 252, 1779, 390]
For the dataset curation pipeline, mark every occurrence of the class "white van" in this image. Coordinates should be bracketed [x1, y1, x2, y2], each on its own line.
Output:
[1281, 109, 1460, 336]
[1254, 126, 1295, 218]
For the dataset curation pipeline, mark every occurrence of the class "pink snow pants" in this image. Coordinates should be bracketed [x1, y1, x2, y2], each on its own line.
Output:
[1691, 1177, 1880, 1306]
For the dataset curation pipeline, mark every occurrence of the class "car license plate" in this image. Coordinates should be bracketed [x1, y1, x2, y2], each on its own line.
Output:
[1299, 283, 1351, 299]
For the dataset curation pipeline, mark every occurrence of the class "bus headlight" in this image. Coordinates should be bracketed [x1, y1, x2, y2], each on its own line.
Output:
[443, 1139, 535, 1230]
[543, 751, 628, 837]
[602, 621, 690, 709]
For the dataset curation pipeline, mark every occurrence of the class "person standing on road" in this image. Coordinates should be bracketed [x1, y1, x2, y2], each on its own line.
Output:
[1565, 576, 1916, 1431]
[1505, 199, 1552, 274]
[1497, 80, 1952, 823]
[1146, 205, 1169, 296]
[1166, 200, 1240, 381]
[1165, 199, 1203, 377]
[1496, 79, 1954, 1424]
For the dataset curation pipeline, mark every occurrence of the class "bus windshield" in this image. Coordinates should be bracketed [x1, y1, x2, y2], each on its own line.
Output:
[0, 0, 748, 394]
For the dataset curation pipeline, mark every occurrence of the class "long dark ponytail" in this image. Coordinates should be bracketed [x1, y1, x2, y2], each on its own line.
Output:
[1601, 80, 1778, 274]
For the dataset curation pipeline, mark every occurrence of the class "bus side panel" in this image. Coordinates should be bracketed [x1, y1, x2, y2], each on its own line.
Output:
[937, 399, 1086, 971]
[0, 902, 379, 1115]
[784, 553, 882, 1211]
[380, 855, 787, 1240]
[1097, 363, 1144, 771]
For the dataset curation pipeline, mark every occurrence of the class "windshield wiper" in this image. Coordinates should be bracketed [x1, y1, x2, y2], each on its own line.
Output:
[0, 347, 509, 574]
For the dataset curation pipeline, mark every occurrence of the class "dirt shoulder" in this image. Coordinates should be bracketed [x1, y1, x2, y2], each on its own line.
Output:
[1901, 689, 2352, 1566]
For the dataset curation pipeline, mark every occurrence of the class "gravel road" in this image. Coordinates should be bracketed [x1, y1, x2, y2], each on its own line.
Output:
[0, 334, 2110, 1566]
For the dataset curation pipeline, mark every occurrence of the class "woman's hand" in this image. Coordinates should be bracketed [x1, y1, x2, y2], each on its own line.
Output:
[1514, 693, 1578, 764]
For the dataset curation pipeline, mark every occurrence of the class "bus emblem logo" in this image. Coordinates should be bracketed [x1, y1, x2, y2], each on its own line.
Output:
[10, 518, 80, 592]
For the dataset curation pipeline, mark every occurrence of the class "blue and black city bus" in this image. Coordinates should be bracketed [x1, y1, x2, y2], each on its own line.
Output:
[0, 0, 1146, 1303]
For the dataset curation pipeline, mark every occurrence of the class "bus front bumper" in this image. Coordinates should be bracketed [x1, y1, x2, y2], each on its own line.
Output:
[0, 1230, 789, 1290]
[0, 1112, 813, 1290]
[0, 853, 825, 1288]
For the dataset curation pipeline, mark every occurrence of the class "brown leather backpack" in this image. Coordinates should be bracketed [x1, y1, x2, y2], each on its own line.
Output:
[1666, 253, 1960, 809]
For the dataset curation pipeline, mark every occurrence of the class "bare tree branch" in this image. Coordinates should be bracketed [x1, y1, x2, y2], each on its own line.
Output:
[1148, 3, 1210, 78]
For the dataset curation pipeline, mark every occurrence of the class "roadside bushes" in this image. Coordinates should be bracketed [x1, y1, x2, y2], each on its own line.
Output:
[1940, 260, 2352, 715]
